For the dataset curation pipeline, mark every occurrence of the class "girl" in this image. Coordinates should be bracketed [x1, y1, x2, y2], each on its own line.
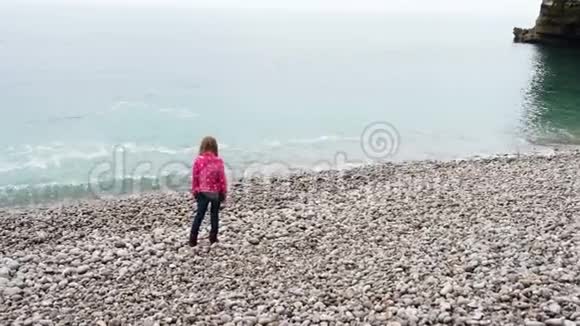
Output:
[189, 136, 227, 247]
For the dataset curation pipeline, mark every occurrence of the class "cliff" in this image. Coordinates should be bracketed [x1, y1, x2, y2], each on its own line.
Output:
[514, 0, 580, 44]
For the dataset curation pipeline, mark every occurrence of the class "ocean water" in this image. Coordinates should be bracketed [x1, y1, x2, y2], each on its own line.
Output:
[1, 5, 580, 206]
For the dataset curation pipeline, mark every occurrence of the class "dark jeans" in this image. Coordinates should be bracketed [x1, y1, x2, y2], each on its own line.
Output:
[189, 192, 223, 244]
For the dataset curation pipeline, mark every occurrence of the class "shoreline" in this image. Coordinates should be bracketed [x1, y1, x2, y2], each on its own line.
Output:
[2, 150, 580, 324]
[0, 144, 573, 210]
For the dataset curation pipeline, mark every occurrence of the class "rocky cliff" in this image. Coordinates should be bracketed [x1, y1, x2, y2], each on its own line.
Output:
[514, 0, 580, 44]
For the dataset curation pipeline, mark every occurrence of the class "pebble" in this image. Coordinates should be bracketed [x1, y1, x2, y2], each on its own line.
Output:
[220, 314, 233, 324]
[546, 319, 564, 326]
[288, 287, 305, 296]
[62, 267, 74, 276]
[472, 282, 486, 289]
[4, 258, 20, 270]
[548, 303, 562, 315]
[76, 265, 90, 274]
[258, 315, 275, 324]
[118, 267, 128, 278]
[36, 231, 48, 242]
[440, 283, 453, 296]
[0, 267, 10, 279]
[69, 248, 82, 256]
[3, 287, 22, 296]
[464, 260, 479, 272]
[109, 319, 122, 326]
[525, 321, 546, 326]
[116, 249, 129, 257]
[471, 312, 484, 320]
[19, 255, 35, 263]
[440, 301, 452, 311]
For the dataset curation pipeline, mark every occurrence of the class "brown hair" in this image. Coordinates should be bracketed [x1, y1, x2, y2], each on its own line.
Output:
[199, 136, 219, 155]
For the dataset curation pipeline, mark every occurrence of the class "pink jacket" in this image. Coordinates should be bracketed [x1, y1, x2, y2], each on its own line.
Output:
[191, 152, 228, 197]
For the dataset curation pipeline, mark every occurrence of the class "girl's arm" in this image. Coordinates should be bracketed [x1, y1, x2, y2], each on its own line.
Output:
[191, 158, 200, 196]
[219, 159, 227, 201]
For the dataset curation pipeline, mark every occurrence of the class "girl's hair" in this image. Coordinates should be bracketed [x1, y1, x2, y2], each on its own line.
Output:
[199, 136, 219, 155]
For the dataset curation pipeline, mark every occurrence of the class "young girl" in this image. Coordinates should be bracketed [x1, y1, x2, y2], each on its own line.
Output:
[189, 136, 227, 247]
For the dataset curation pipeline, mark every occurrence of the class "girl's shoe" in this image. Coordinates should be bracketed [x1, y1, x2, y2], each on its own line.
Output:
[188, 239, 197, 247]
[209, 233, 219, 244]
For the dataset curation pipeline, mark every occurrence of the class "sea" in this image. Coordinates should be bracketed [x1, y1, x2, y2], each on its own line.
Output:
[1, 4, 580, 206]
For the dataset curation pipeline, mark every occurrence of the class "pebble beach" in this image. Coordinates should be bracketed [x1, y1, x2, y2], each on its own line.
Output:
[2, 151, 580, 326]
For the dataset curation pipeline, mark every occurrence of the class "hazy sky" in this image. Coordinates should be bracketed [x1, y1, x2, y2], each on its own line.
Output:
[3, 0, 540, 15]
